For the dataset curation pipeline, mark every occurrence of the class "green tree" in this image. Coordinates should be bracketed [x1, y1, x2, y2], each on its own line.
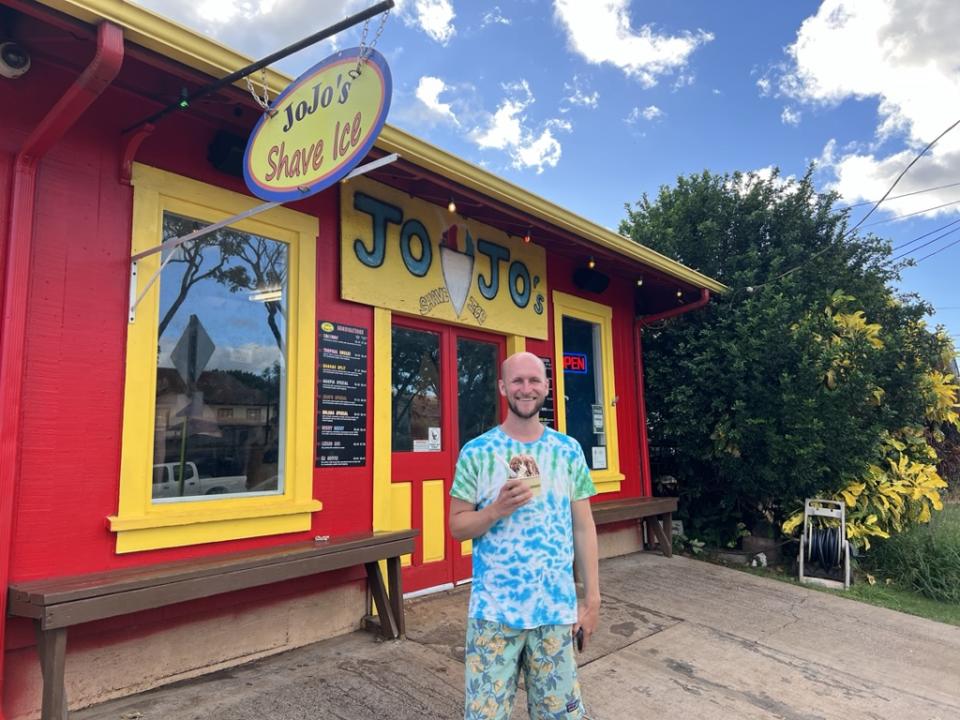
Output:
[621, 169, 956, 546]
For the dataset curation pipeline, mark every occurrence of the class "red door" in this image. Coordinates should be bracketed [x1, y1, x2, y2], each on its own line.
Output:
[390, 317, 504, 592]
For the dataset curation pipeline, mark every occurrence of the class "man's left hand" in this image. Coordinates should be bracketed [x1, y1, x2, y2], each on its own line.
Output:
[572, 598, 600, 651]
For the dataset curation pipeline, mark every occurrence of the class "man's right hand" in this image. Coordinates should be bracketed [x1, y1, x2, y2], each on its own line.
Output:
[490, 479, 533, 520]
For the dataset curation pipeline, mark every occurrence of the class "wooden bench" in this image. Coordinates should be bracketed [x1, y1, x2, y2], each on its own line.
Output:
[592, 496, 678, 557]
[7, 529, 417, 720]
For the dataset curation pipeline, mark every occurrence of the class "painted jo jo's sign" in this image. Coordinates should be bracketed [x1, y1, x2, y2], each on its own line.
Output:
[243, 48, 392, 202]
[340, 177, 549, 339]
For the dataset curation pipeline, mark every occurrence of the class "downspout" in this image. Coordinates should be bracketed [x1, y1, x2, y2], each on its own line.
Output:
[0, 22, 123, 717]
[633, 288, 711, 496]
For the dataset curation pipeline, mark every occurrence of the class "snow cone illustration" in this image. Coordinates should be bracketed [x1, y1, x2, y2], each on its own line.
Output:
[439, 223, 474, 317]
[508, 454, 541, 497]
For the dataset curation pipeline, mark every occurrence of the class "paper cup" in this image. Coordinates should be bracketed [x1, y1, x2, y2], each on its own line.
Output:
[523, 474, 541, 498]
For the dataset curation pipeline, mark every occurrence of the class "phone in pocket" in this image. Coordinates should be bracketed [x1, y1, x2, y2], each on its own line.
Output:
[575, 627, 584, 653]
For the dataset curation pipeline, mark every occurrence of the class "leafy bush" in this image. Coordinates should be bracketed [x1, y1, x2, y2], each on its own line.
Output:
[867, 505, 960, 603]
[622, 168, 956, 546]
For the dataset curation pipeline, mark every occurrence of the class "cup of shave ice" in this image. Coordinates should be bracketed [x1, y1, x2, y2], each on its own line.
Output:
[507, 454, 541, 498]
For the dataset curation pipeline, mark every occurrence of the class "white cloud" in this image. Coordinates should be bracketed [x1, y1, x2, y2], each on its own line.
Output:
[547, 118, 573, 133]
[135, 0, 374, 60]
[774, 0, 960, 218]
[625, 105, 663, 124]
[470, 81, 564, 174]
[553, 0, 713, 87]
[413, 0, 456, 44]
[561, 75, 600, 111]
[482, 6, 511, 27]
[781, 106, 801, 126]
[415, 76, 459, 125]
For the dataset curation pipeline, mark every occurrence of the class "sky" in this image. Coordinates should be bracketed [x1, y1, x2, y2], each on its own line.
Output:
[133, 0, 960, 349]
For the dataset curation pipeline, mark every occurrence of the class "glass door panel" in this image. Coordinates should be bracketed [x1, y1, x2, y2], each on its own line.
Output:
[391, 327, 442, 452]
[456, 338, 500, 449]
[561, 315, 607, 469]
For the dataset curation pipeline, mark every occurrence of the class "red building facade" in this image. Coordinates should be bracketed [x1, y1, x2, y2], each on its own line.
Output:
[0, 1, 724, 716]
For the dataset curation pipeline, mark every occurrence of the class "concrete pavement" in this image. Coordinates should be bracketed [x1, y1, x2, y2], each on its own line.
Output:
[76, 552, 960, 720]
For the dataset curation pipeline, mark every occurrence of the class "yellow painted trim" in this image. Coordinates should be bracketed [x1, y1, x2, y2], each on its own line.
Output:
[36, 0, 726, 296]
[422, 479, 446, 563]
[506, 335, 526, 356]
[552, 291, 623, 492]
[460, 539, 472, 556]
[114, 164, 320, 552]
[390, 483, 413, 567]
[372, 307, 393, 533]
[116, 513, 312, 554]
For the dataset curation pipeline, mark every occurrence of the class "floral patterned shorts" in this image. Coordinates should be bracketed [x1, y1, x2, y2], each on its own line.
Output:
[464, 618, 588, 719]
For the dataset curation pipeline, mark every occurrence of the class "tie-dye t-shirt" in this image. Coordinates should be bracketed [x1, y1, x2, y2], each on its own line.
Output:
[451, 426, 596, 629]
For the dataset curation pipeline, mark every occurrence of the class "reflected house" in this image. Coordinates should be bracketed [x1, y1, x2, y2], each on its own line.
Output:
[154, 368, 280, 491]
[0, 2, 727, 716]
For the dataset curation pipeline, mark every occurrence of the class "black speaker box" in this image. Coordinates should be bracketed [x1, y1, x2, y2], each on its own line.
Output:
[572, 267, 610, 294]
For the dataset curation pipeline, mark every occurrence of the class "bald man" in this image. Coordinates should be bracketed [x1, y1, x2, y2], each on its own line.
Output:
[450, 351, 599, 720]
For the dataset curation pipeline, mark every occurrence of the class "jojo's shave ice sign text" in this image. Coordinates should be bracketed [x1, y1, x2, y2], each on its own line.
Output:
[244, 48, 392, 202]
[340, 178, 548, 339]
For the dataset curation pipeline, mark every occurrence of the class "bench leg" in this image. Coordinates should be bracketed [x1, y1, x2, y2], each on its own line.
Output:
[365, 561, 400, 640]
[36, 624, 68, 720]
[647, 514, 673, 558]
[386, 555, 405, 638]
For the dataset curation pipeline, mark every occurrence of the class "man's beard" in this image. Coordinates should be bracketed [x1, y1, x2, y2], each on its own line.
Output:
[506, 394, 545, 420]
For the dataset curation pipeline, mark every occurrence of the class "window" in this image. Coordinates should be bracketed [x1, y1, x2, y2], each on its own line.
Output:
[457, 338, 499, 449]
[551, 291, 622, 492]
[111, 164, 319, 553]
[391, 326, 441, 452]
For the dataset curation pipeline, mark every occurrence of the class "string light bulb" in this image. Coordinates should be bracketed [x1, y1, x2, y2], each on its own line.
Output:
[636, 277, 644, 287]
[676, 288, 683, 298]
[447, 197, 457, 213]
[587, 257, 596, 269]
[523, 228, 532, 243]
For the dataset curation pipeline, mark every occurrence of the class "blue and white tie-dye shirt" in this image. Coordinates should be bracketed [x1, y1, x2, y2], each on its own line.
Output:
[451, 426, 596, 629]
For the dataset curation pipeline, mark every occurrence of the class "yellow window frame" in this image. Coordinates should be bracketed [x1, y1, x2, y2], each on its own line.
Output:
[551, 291, 623, 494]
[110, 164, 321, 553]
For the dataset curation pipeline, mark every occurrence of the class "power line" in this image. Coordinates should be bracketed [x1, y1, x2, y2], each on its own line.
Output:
[860, 197, 960, 228]
[850, 117, 960, 232]
[914, 234, 960, 263]
[744, 115, 960, 292]
[892, 216, 960, 252]
[836, 180, 960, 209]
[890, 223, 960, 262]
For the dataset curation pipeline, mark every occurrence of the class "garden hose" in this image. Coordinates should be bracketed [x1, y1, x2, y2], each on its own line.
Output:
[806, 526, 843, 572]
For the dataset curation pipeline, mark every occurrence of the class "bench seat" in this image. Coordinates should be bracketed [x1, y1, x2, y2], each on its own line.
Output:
[592, 496, 678, 557]
[8, 529, 417, 720]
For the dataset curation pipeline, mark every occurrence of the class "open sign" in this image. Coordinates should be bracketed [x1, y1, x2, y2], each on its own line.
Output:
[563, 352, 588, 374]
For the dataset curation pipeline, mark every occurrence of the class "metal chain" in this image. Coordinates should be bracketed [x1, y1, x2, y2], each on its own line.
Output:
[353, 9, 390, 77]
[245, 69, 274, 116]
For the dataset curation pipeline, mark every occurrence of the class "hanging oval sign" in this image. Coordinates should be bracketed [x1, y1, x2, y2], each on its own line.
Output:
[243, 47, 392, 202]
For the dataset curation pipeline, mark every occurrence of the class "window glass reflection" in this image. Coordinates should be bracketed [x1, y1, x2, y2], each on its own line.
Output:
[562, 316, 606, 469]
[392, 327, 441, 452]
[457, 338, 499, 448]
[152, 212, 287, 501]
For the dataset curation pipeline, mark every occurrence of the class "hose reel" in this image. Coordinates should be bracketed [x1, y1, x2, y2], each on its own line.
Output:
[799, 499, 851, 590]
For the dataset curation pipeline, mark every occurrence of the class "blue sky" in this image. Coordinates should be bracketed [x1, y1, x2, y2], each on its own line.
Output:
[135, 0, 960, 349]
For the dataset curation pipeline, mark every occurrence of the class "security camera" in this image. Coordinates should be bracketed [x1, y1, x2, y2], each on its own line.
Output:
[0, 42, 30, 79]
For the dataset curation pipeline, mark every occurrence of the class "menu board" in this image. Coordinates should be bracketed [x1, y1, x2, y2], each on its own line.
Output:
[539, 356, 556, 429]
[317, 321, 368, 467]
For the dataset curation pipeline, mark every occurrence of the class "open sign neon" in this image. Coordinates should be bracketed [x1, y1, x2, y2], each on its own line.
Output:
[563, 353, 588, 374]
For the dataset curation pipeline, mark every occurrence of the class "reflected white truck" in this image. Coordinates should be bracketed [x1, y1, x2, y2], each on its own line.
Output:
[152, 461, 247, 498]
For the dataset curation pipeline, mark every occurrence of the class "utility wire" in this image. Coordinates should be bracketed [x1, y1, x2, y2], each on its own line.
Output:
[859, 197, 960, 228]
[743, 115, 960, 292]
[890, 223, 960, 262]
[851, 117, 960, 233]
[892, 216, 960, 252]
[836, 180, 960, 209]
[914, 234, 960, 263]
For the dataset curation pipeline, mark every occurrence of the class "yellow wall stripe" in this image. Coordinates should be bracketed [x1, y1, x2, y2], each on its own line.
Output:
[421, 479, 446, 563]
